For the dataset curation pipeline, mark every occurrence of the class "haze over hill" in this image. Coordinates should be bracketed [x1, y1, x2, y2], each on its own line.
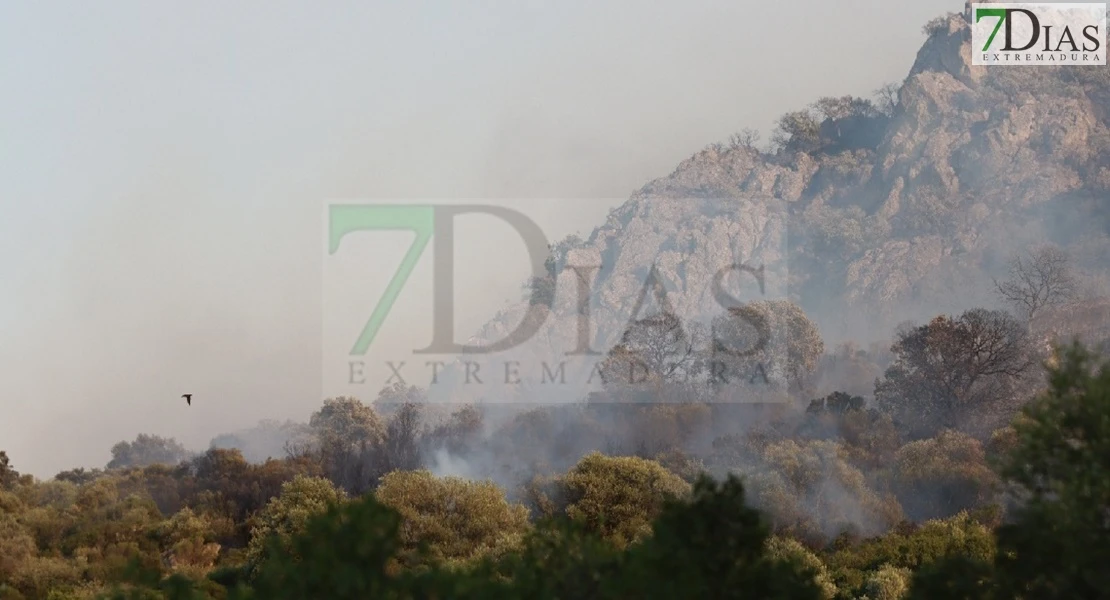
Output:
[0, 1, 963, 478]
[423, 5, 1110, 409]
[217, 5, 1110, 483]
[4, 5, 1110, 598]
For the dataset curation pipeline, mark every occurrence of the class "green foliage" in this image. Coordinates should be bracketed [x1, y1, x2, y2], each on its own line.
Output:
[766, 536, 837, 599]
[5, 557, 82, 599]
[107, 436, 191, 470]
[244, 475, 346, 571]
[906, 554, 994, 600]
[745, 439, 902, 544]
[616, 475, 824, 599]
[772, 110, 822, 153]
[373, 470, 531, 569]
[479, 517, 627, 599]
[6, 342, 1108, 598]
[309, 397, 386, 450]
[992, 342, 1110, 598]
[560, 453, 691, 548]
[154, 509, 222, 573]
[652, 449, 708, 485]
[307, 397, 389, 493]
[890, 430, 999, 521]
[240, 496, 406, 600]
[825, 512, 996, 597]
[1, 451, 26, 490]
[859, 564, 911, 600]
[54, 469, 106, 486]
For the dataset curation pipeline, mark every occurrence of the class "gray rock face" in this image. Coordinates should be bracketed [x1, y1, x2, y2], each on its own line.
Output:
[459, 9, 1110, 398]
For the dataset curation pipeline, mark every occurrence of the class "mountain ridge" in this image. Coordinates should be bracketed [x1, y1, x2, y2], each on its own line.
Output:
[468, 5, 1109, 360]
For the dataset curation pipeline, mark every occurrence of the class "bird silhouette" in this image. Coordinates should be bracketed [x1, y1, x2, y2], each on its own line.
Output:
[181, 394, 192, 406]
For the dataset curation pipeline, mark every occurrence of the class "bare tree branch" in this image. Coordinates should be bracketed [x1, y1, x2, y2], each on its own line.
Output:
[994, 245, 1076, 322]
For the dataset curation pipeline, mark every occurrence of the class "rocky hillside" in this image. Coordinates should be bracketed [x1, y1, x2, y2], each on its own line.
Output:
[454, 5, 1110, 401]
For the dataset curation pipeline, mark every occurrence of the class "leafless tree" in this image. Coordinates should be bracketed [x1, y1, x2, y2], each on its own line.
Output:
[728, 128, 761, 150]
[994, 245, 1077, 322]
[873, 81, 902, 116]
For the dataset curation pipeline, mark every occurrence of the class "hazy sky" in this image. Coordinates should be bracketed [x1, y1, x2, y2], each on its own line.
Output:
[0, 1, 955, 477]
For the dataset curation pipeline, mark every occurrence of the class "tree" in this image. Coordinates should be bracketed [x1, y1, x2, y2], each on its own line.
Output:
[600, 313, 705, 386]
[559, 453, 691, 549]
[890, 430, 999, 521]
[875, 309, 1035, 437]
[245, 475, 348, 573]
[383, 403, 424, 473]
[873, 81, 902, 116]
[824, 511, 996, 598]
[992, 342, 1110, 598]
[728, 128, 762, 150]
[309, 397, 387, 493]
[54, 467, 105, 485]
[812, 95, 862, 121]
[422, 404, 483, 458]
[806, 391, 865, 415]
[482, 515, 626, 599]
[836, 410, 902, 472]
[771, 110, 822, 153]
[210, 420, 315, 464]
[861, 564, 912, 600]
[374, 470, 530, 569]
[155, 508, 222, 574]
[922, 12, 958, 36]
[236, 474, 827, 599]
[106, 434, 191, 470]
[766, 536, 838, 599]
[712, 299, 824, 395]
[618, 475, 825, 599]
[371, 383, 427, 472]
[309, 397, 386, 451]
[0, 451, 27, 490]
[907, 554, 995, 600]
[0, 508, 37, 587]
[994, 245, 1076, 322]
[243, 492, 408, 599]
[183, 448, 322, 548]
[372, 382, 425, 415]
[745, 439, 902, 545]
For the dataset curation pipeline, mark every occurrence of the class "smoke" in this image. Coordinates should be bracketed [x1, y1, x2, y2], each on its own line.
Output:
[209, 420, 314, 464]
[427, 448, 479, 480]
[0, 0, 1050, 501]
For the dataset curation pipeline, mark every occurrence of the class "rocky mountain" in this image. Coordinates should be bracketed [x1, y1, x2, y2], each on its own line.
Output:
[441, 4, 1110, 404]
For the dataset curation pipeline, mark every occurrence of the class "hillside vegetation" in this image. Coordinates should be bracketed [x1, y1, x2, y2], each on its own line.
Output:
[3, 7, 1110, 599]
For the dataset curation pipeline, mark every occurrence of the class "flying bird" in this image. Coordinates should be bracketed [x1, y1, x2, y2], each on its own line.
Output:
[181, 394, 192, 406]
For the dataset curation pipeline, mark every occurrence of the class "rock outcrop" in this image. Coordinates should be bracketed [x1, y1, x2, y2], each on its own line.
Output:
[446, 8, 1110, 403]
